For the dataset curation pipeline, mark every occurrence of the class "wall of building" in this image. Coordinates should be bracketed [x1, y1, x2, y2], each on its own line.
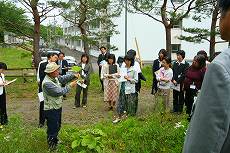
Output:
[110, 8, 229, 61]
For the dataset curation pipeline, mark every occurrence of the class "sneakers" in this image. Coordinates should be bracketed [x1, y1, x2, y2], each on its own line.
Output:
[82, 105, 87, 108]
[113, 118, 121, 124]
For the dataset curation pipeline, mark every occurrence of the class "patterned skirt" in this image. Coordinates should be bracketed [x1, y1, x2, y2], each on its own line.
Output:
[104, 80, 119, 102]
[117, 82, 138, 116]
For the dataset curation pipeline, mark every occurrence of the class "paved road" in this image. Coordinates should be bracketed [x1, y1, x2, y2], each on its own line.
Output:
[61, 46, 99, 73]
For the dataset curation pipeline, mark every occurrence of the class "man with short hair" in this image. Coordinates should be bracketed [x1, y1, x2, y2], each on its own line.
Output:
[172, 50, 189, 113]
[42, 62, 79, 150]
[37, 53, 58, 128]
[183, 0, 230, 152]
[58, 52, 68, 75]
[97, 46, 109, 91]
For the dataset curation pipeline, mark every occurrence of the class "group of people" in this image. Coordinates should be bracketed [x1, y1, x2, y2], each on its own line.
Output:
[97, 46, 145, 123]
[2, 1, 230, 150]
[151, 49, 208, 119]
[36, 52, 92, 149]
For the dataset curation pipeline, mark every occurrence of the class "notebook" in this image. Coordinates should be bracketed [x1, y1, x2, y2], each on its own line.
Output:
[109, 65, 118, 74]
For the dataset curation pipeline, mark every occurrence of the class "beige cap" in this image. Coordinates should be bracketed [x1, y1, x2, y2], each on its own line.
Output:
[44, 62, 60, 73]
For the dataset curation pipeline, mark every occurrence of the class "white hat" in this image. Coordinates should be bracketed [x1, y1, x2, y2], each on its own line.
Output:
[44, 62, 60, 73]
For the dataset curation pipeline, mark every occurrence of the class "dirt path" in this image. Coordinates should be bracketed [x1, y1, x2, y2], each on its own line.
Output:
[7, 89, 156, 127]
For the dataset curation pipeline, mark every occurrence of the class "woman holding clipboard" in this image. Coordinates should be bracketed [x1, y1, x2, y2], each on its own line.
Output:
[101, 54, 120, 111]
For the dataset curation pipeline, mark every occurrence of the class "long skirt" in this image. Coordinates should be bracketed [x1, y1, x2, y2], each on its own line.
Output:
[117, 82, 138, 116]
[104, 80, 119, 102]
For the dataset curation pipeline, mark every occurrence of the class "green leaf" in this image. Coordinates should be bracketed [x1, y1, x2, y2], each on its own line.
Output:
[96, 146, 102, 152]
[71, 66, 82, 72]
[71, 139, 81, 149]
[81, 135, 97, 149]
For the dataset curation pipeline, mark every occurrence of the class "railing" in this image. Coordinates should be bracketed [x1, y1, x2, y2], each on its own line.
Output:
[5, 68, 36, 82]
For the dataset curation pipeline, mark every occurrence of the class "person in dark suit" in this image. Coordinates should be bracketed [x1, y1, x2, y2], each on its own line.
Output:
[183, 1, 230, 152]
[151, 49, 168, 95]
[172, 50, 189, 113]
[97, 46, 109, 91]
[37, 52, 58, 128]
[58, 52, 69, 99]
[74, 54, 92, 108]
[58, 52, 68, 75]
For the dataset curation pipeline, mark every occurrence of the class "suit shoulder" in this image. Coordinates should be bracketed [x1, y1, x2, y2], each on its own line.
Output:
[211, 50, 230, 75]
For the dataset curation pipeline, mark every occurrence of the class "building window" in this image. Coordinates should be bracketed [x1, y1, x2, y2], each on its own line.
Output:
[76, 40, 81, 47]
[173, 20, 182, 29]
[171, 44, 181, 53]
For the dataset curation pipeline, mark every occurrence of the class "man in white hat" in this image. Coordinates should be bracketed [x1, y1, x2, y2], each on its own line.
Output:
[42, 62, 80, 150]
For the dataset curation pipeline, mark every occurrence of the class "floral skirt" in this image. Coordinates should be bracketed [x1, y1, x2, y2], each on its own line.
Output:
[104, 80, 119, 102]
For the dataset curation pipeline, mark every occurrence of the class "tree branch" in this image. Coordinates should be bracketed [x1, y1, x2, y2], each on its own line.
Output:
[18, 0, 33, 14]
[128, 1, 163, 24]
[173, 0, 191, 13]
[40, 11, 64, 23]
[40, 7, 55, 18]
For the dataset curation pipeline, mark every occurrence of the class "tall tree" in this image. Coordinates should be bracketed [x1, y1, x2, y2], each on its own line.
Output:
[128, 0, 212, 56]
[54, 0, 121, 54]
[15, 0, 59, 67]
[179, 0, 225, 58]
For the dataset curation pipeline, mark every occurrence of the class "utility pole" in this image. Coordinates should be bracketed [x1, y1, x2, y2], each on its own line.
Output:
[125, 0, 128, 55]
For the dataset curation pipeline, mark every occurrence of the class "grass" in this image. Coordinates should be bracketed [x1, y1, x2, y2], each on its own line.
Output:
[0, 112, 188, 153]
[0, 47, 32, 68]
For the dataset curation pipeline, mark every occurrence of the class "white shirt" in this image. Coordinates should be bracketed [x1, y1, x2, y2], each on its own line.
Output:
[0, 73, 5, 95]
[121, 61, 142, 74]
[82, 63, 86, 76]
[176, 59, 186, 65]
[156, 67, 173, 90]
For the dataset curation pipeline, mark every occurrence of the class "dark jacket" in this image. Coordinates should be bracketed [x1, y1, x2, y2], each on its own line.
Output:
[77, 63, 92, 85]
[39, 61, 48, 83]
[184, 66, 206, 90]
[152, 59, 161, 75]
[172, 61, 190, 85]
[58, 60, 68, 75]
[97, 52, 109, 74]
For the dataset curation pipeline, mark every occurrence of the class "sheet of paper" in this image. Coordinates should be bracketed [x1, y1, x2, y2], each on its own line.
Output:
[77, 81, 87, 89]
[118, 68, 127, 82]
[170, 83, 180, 92]
[5, 78, 17, 85]
[38, 92, 44, 102]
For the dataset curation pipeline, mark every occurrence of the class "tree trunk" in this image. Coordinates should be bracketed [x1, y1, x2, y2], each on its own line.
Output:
[165, 26, 172, 58]
[79, 24, 90, 55]
[32, 5, 41, 68]
[209, 2, 219, 59]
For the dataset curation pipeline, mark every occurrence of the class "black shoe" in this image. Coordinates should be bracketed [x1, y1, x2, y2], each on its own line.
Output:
[48, 138, 58, 151]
